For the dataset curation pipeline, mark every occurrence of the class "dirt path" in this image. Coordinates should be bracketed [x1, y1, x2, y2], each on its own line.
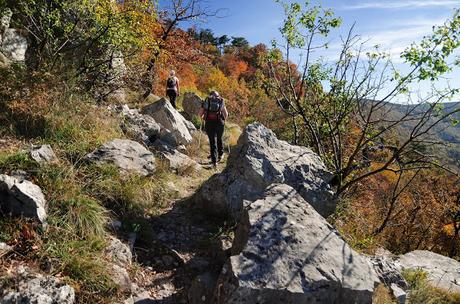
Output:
[132, 159, 232, 303]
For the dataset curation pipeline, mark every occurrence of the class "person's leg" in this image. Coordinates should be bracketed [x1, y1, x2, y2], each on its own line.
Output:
[216, 123, 224, 161]
[168, 90, 177, 109]
[206, 122, 218, 165]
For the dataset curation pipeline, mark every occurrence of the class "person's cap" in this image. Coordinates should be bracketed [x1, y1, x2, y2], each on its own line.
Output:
[210, 90, 219, 97]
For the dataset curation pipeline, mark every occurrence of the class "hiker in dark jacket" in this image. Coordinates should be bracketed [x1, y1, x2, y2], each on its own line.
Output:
[165, 70, 180, 109]
[199, 90, 229, 167]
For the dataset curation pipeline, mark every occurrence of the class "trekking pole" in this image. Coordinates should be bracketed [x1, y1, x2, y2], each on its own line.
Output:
[197, 118, 204, 158]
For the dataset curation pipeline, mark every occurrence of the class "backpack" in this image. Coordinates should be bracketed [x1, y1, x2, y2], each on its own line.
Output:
[166, 77, 176, 90]
[204, 96, 223, 121]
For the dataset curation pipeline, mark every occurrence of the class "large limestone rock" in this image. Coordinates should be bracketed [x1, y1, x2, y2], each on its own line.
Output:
[194, 123, 335, 218]
[1, 29, 27, 62]
[30, 144, 57, 164]
[119, 105, 178, 147]
[217, 184, 380, 304]
[1, 276, 75, 304]
[86, 139, 156, 176]
[0, 175, 47, 223]
[153, 140, 201, 172]
[397, 250, 460, 292]
[141, 98, 195, 146]
[182, 92, 203, 120]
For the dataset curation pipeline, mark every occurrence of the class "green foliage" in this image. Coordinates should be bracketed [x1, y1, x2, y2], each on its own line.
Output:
[274, 0, 342, 48]
[403, 268, 429, 290]
[402, 9, 460, 81]
[7, 0, 158, 93]
[0, 152, 38, 174]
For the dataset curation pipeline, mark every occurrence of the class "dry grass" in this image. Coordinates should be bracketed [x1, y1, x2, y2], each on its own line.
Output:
[372, 284, 397, 304]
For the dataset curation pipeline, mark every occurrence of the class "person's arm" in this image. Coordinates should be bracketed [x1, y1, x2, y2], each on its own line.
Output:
[199, 99, 206, 119]
[198, 107, 205, 119]
[221, 100, 229, 121]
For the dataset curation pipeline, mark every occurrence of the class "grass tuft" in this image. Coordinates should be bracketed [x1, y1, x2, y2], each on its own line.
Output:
[50, 195, 109, 239]
[402, 269, 460, 304]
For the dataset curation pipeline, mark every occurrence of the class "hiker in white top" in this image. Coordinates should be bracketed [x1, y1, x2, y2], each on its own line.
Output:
[165, 70, 180, 109]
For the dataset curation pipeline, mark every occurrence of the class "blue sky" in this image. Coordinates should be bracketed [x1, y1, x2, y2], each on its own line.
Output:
[160, 0, 460, 100]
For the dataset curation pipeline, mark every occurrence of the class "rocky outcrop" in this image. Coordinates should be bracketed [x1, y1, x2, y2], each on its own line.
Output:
[105, 50, 127, 103]
[194, 123, 335, 218]
[119, 105, 178, 148]
[0, 9, 28, 64]
[397, 250, 460, 292]
[0, 175, 47, 223]
[216, 184, 379, 304]
[86, 139, 156, 176]
[1, 29, 27, 62]
[182, 92, 203, 119]
[141, 98, 195, 146]
[1, 275, 75, 304]
[153, 140, 201, 172]
[30, 144, 57, 164]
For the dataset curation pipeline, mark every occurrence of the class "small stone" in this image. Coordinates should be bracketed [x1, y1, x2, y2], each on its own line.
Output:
[106, 236, 132, 266]
[30, 144, 57, 164]
[1, 275, 75, 304]
[0, 175, 47, 223]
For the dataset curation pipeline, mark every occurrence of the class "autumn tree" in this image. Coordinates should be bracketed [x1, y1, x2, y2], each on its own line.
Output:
[142, 0, 223, 97]
[5, 0, 157, 96]
[266, 1, 460, 195]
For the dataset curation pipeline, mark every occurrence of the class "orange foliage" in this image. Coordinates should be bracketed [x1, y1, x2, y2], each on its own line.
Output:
[336, 168, 460, 259]
[219, 54, 249, 79]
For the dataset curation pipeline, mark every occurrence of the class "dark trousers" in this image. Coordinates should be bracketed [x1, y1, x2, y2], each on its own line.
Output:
[205, 120, 224, 164]
[166, 90, 177, 109]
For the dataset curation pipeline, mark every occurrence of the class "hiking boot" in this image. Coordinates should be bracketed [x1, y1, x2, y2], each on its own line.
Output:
[217, 154, 223, 163]
[212, 162, 217, 169]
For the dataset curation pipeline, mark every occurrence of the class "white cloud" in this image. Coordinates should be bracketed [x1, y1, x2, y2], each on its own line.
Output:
[360, 17, 448, 61]
[343, 0, 459, 10]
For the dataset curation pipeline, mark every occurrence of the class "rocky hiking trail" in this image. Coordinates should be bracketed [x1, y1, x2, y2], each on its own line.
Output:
[2, 94, 460, 304]
[131, 161, 233, 304]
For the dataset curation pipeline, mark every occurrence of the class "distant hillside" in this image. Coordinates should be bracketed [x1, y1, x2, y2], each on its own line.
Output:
[377, 101, 460, 168]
